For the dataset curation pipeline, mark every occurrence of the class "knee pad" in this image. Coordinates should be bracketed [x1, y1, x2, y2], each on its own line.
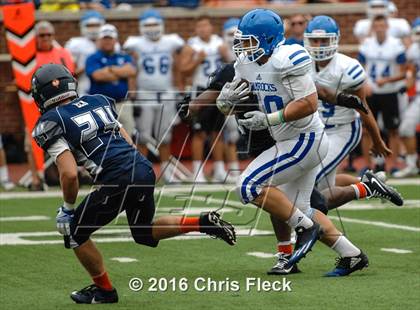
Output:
[236, 173, 262, 204]
[131, 225, 159, 248]
[310, 188, 328, 215]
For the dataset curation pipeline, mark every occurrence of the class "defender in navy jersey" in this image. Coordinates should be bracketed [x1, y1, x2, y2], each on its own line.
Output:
[31, 64, 236, 304]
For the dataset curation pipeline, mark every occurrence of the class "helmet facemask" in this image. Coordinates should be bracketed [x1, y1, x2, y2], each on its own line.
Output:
[140, 19, 164, 41]
[304, 31, 339, 61]
[233, 30, 266, 64]
[81, 19, 105, 40]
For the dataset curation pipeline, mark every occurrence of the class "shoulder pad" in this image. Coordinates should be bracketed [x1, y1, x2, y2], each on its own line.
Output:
[123, 36, 141, 51]
[341, 56, 366, 90]
[32, 113, 64, 151]
[207, 63, 235, 91]
[90, 94, 119, 118]
[272, 45, 312, 78]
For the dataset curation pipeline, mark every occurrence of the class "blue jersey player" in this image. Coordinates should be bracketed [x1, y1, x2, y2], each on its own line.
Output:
[31, 64, 236, 304]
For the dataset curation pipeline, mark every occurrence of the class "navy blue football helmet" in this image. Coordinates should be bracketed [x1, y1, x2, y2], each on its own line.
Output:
[304, 15, 340, 61]
[233, 9, 285, 64]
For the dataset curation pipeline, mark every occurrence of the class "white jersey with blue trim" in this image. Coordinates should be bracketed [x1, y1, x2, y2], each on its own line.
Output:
[234, 44, 324, 141]
[188, 35, 224, 89]
[354, 17, 411, 40]
[407, 42, 420, 93]
[123, 34, 184, 91]
[312, 53, 365, 125]
[65, 37, 97, 95]
[359, 36, 406, 94]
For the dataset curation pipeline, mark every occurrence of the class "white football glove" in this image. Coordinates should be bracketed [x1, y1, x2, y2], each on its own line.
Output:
[56, 206, 74, 236]
[216, 78, 250, 114]
[238, 111, 269, 130]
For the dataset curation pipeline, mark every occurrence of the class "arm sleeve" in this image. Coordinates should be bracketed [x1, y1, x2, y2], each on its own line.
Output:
[46, 138, 70, 163]
[32, 118, 65, 151]
[282, 73, 317, 101]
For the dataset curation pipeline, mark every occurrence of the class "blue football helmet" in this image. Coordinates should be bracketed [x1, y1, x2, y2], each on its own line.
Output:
[139, 9, 164, 41]
[80, 10, 105, 40]
[233, 9, 285, 64]
[223, 18, 240, 47]
[304, 15, 340, 61]
[412, 17, 420, 42]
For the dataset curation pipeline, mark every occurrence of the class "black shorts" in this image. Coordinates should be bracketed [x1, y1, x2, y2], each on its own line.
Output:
[69, 161, 159, 248]
[367, 93, 400, 130]
[192, 105, 226, 133]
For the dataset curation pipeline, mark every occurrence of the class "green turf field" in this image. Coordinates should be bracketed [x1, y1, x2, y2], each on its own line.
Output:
[1, 182, 419, 309]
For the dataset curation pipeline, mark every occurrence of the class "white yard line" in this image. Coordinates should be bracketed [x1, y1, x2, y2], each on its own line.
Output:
[0, 215, 50, 222]
[1, 177, 418, 200]
[380, 248, 413, 254]
[0, 228, 272, 246]
[329, 216, 420, 232]
[110, 257, 138, 263]
[247, 252, 275, 259]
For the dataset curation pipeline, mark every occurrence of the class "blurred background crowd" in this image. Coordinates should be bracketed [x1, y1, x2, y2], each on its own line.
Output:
[0, 0, 419, 191]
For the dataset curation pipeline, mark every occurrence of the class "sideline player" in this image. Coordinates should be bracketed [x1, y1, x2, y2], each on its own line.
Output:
[65, 10, 105, 95]
[31, 64, 236, 304]
[123, 9, 185, 183]
[217, 9, 368, 275]
[180, 16, 231, 182]
[394, 17, 420, 177]
[359, 15, 408, 172]
[354, 0, 411, 46]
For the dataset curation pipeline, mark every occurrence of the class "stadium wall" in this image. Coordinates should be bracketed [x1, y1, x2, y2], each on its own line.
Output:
[0, 1, 418, 140]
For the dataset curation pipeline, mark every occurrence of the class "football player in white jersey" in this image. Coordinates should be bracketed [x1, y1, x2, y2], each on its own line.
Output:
[354, 0, 411, 46]
[218, 9, 369, 276]
[394, 17, 420, 177]
[359, 15, 408, 172]
[180, 16, 231, 182]
[304, 15, 390, 190]
[65, 11, 105, 95]
[123, 9, 185, 183]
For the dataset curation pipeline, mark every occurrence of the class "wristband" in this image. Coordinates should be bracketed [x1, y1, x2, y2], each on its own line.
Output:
[267, 109, 285, 126]
[63, 201, 75, 210]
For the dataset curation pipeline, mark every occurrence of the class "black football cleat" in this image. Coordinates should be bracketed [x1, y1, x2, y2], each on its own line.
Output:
[267, 253, 302, 275]
[286, 222, 322, 268]
[199, 211, 236, 246]
[362, 170, 404, 206]
[70, 284, 118, 304]
[325, 251, 369, 277]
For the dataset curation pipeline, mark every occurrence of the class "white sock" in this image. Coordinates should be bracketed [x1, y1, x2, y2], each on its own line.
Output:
[286, 208, 313, 229]
[0, 166, 9, 183]
[331, 236, 361, 257]
[406, 154, 418, 169]
[214, 161, 225, 175]
[229, 161, 239, 170]
[193, 160, 203, 176]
